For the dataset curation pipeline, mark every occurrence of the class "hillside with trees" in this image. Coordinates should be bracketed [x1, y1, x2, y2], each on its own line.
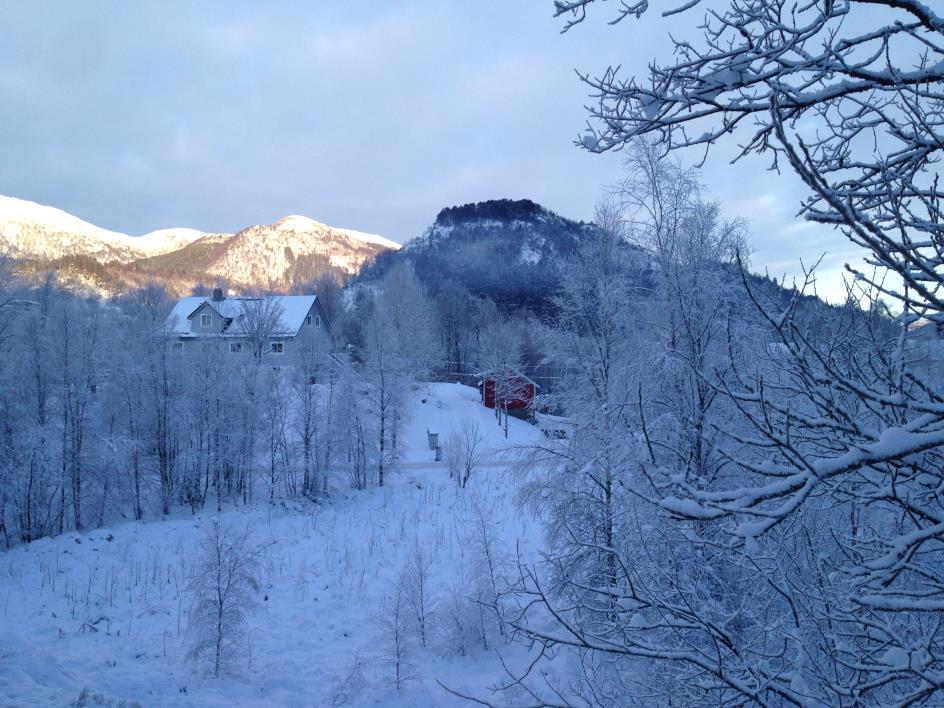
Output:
[360, 198, 651, 313]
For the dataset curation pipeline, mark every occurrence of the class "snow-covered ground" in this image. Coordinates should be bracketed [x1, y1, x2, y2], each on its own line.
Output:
[0, 383, 546, 706]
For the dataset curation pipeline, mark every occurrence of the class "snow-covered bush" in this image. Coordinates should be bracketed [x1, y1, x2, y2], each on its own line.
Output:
[378, 566, 416, 691]
[443, 421, 486, 488]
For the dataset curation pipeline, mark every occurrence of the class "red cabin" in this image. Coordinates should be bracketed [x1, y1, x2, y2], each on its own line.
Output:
[481, 371, 537, 411]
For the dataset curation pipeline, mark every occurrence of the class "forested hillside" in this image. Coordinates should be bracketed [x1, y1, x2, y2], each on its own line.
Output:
[360, 198, 651, 313]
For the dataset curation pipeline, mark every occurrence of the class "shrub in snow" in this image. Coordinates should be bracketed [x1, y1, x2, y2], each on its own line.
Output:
[328, 654, 367, 707]
[443, 421, 487, 488]
[404, 539, 435, 649]
[185, 521, 264, 677]
[70, 688, 141, 708]
[378, 567, 416, 691]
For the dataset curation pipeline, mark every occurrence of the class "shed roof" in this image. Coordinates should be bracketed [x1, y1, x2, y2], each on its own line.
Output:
[167, 295, 319, 337]
[480, 369, 540, 389]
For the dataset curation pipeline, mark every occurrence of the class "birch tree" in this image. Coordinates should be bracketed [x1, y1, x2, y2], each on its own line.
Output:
[478, 319, 527, 437]
[238, 296, 285, 365]
[444, 421, 487, 489]
[186, 522, 263, 677]
[522, 213, 640, 618]
[361, 292, 412, 487]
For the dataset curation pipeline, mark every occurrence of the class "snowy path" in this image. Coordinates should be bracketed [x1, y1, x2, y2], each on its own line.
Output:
[0, 383, 547, 706]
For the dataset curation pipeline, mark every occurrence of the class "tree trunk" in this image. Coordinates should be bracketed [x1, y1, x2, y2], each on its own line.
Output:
[378, 401, 386, 488]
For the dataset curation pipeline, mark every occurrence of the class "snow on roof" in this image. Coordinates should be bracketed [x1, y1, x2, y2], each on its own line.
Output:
[166, 295, 318, 337]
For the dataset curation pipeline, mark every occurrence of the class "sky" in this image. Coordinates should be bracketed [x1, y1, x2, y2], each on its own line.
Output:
[0, 1, 869, 300]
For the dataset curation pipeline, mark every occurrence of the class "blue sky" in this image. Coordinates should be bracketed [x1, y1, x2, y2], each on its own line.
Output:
[0, 1, 866, 300]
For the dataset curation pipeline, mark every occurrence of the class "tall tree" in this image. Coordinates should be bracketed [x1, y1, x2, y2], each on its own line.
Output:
[238, 296, 286, 365]
[361, 303, 407, 487]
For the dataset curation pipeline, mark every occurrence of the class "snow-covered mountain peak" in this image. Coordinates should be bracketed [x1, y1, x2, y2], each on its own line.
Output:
[138, 226, 213, 243]
[271, 214, 401, 251]
[0, 195, 221, 261]
[133, 227, 215, 256]
[0, 195, 399, 294]
[274, 215, 321, 232]
[0, 195, 128, 243]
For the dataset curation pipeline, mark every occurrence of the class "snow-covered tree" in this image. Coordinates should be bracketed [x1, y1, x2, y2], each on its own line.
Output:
[496, 2, 944, 702]
[520, 208, 641, 626]
[186, 521, 263, 677]
[238, 295, 285, 365]
[443, 421, 487, 489]
[378, 262, 440, 380]
[359, 277, 421, 487]
[619, 141, 749, 486]
[261, 369, 291, 502]
[478, 318, 528, 437]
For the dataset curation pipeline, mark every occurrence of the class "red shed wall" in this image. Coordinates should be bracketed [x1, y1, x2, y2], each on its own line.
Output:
[483, 378, 534, 410]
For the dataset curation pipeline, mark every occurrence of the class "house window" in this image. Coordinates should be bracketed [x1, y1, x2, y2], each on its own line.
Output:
[270, 341, 284, 355]
[173, 342, 183, 351]
[200, 313, 212, 327]
[306, 315, 312, 325]
[230, 342, 242, 354]
[306, 314, 321, 327]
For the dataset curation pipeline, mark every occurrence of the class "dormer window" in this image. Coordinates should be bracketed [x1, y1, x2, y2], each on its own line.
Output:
[200, 313, 212, 327]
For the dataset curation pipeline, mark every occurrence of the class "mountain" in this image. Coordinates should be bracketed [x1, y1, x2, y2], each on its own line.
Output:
[0, 196, 399, 295]
[359, 198, 646, 310]
[0, 195, 208, 263]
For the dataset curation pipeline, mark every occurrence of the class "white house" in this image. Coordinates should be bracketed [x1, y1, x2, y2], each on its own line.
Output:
[166, 289, 332, 373]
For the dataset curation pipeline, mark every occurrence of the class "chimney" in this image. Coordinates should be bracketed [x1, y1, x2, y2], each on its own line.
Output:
[212, 287, 224, 302]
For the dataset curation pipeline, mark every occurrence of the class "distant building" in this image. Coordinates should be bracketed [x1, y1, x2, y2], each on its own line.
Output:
[166, 288, 332, 376]
[480, 370, 537, 412]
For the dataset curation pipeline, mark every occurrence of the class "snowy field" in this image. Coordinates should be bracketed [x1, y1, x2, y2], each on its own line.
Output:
[0, 383, 547, 706]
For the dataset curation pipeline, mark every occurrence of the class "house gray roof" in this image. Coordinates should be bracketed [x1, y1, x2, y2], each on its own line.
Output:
[167, 295, 319, 337]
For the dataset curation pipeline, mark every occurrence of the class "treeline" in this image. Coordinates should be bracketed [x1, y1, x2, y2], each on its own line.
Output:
[0, 253, 553, 547]
[0, 275, 358, 544]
